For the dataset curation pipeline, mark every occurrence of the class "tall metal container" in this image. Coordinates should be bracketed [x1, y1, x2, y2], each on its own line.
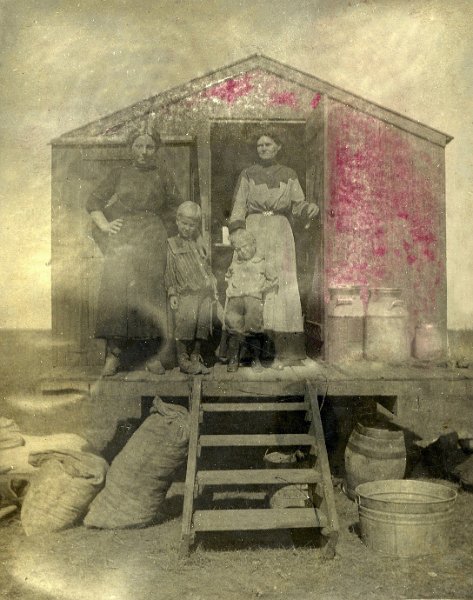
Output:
[326, 286, 364, 363]
[364, 288, 410, 362]
[413, 322, 443, 361]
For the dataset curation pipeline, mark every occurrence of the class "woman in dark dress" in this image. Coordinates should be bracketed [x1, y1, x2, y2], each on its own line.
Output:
[87, 130, 183, 376]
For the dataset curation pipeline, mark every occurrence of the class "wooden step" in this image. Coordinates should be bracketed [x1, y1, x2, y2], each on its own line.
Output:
[196, 468, 320, 486]
[199, 434, 314, 447]
[193, 508, 327, 532]
[201, 402, 308, 413]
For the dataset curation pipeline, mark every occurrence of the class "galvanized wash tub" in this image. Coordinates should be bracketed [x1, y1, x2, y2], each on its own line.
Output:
[355, 479, 457, 557]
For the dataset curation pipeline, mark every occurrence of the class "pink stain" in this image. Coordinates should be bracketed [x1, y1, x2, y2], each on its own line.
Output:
[423, 247, 436, 262]
[325, 104, 442, 321]
[268, 91, 298, 108]
[311, 93, 322, 109]
[202, 74, 253, 104]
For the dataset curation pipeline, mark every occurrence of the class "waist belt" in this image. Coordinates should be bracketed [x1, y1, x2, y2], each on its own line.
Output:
[249, 210, 284, 217]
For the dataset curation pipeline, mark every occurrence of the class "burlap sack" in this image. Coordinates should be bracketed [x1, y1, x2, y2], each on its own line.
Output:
[84, 400, 189, 529]
[21, 450, 108, 536]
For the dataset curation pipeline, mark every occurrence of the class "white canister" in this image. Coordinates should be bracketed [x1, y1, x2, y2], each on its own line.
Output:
[413, 323, 443, 361]
[326, 286, 364, 363]
[364, 288, 411, 363]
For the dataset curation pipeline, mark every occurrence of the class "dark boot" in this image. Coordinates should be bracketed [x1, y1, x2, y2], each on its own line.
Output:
[271, 333, 285, 370]
[178, 353, 202, 375]
[177, 340, 200, 375]
[227, 334, 241, 373]
[190, 353, 211, 375]
[145, 355, 165, 375]
[250, 335, 264, 372]
[102, 340, 123, 377]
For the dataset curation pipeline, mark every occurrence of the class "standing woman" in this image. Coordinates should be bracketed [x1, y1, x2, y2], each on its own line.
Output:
[229, 130, 319, 369]
[87, 129, 183, 376]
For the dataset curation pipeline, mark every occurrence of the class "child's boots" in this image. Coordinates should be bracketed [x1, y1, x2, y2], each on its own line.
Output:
[227, 334, 241, 373]
[249, 334, 264, 372]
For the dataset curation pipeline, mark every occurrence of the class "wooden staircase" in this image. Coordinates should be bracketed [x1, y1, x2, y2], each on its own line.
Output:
[180, 378, 339, 558]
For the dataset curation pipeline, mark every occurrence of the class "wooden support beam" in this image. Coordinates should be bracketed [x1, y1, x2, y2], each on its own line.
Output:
[179, 377, 202, 557]
[306, 381, 340, 558]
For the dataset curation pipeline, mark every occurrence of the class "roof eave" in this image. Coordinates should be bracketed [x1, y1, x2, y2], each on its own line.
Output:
[53, 53, 453, 148]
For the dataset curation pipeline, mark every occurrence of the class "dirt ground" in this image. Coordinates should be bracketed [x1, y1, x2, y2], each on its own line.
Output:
[1, 331, 473, 600]
[0, 480, 472, 600]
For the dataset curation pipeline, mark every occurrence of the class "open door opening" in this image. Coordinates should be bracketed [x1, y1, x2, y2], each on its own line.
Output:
[209, 119, 324, 359]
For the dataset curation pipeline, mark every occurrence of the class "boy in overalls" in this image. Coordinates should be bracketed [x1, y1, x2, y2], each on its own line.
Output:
[165, 201, 216, 374]
[225, 229, 278, 372]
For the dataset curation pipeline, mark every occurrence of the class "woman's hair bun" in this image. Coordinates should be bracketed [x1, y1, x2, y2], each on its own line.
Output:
[250, 124, 284, 147]
[126, 119, 162, 147]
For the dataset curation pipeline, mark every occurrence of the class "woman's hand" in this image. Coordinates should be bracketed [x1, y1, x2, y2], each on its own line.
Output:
[90, 211, 123, 235]
[103, 218, 124, 235]
[306, 203, 319, 219]
[170, 295, 179, 310]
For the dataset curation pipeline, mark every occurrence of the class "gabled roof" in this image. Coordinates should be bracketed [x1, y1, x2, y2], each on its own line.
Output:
[54, 54, 452, 147]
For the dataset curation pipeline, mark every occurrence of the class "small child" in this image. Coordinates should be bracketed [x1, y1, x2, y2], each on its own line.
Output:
[165, 201, 216, 375]
[225, 229, 278, 372]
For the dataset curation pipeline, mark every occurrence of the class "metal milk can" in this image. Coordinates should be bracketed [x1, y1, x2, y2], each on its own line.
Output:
[326, 286, 364, 363]
[364, 288, 410, 363]
[413, 322, 443, 361]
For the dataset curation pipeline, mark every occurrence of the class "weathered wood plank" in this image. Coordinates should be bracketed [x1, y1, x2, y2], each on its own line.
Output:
[196, 469, 320, 486]
[193, 507, 327, 532]
[201, 402, 308, 412]
[199, 434, 313, 447]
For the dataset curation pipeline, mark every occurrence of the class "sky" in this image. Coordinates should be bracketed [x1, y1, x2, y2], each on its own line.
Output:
[0, 0, 472, 329]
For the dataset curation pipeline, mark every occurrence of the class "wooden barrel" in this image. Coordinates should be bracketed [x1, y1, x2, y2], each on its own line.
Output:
[344, 420, 406, 500]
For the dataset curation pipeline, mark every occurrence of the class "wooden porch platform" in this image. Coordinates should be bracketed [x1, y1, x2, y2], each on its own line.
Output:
[40, 358, 473, 399]
[36, 359, 473, 443]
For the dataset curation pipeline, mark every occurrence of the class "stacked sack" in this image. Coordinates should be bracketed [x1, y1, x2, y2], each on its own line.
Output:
[21, 450, 108, 535]
[84, 398, 189, 529]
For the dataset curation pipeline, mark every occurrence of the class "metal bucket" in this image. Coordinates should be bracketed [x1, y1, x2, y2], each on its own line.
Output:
[355, 479, 457, 557]
[263, 451, 310, 508]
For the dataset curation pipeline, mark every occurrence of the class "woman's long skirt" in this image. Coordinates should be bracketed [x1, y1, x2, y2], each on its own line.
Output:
[94, 214, 169, 340]
[246, 213, 304, 333]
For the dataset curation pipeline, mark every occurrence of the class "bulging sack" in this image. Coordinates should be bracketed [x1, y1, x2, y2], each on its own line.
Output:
[84, 399, 189, 529]
[21, 450, 108, 536]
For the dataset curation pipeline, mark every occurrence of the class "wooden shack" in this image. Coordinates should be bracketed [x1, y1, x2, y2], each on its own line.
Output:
[51, 54, 452, 368]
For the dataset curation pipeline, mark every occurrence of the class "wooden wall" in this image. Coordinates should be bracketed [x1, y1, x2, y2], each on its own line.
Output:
[51, 69, 448, 366]
[324, 101, 447, 348]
